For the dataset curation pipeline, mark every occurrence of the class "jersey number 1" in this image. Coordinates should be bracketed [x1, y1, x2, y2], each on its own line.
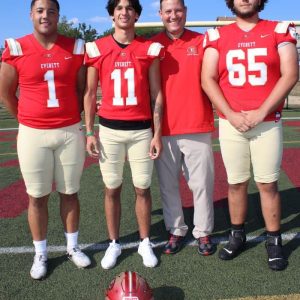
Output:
[44, 70, 59, 108]
[111, 68, 137, 106]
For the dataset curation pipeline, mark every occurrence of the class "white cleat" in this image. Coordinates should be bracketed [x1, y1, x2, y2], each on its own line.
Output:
[138, 238, 158, 268]
[30, 254, 47, 280]
[101, 241, 122, 270]
[67, 247, 91, 268]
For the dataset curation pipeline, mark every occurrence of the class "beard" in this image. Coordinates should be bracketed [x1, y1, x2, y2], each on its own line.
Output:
[233, 2, 260, 18]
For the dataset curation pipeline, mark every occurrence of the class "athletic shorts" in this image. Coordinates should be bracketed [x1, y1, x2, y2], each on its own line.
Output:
[99, 125, 153, 189]
[219, 118, 283, 184]
[17, 122, 85, 198]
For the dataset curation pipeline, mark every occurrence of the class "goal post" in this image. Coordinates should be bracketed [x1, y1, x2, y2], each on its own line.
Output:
[135, 20, 300, 28]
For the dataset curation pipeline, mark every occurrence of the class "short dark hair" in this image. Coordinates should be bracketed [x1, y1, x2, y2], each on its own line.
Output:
[30, 0, 60, 12]
[106, 0, 142, 16]
[160, 0, 185, 9]
[225, 0, 268, 13]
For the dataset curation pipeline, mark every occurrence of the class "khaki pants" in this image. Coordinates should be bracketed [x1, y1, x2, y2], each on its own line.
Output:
[219, 118, 283, 184]
[99, 125, 153, 189]
[155, 133, 214, 239]
[17, 122, 85, 198]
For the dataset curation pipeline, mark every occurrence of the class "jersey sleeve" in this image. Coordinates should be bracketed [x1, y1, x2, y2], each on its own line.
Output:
[73, 38, 85, 55]
[274, 22, 297, 46]
[203, 28, 220, 50]
[84, 41, 101, 68]
[1, 38, 23, 66]
[147, 42, 165, 59]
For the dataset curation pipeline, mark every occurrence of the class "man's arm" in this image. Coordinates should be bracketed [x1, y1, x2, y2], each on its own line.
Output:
[201, 48, 251, 132]
[83, 66, 99, 158]
[0, 62, 19, 118]
[76, 66, 87, 113]
[148, 58, 163, 159]
[242, 43, 299, 127]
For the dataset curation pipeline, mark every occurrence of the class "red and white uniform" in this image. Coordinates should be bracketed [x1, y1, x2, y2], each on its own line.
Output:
[204, 20, 297, 121]
[2, 34, 84, 128]
[152, 29, 214, 136]
[85, 35, 164, 121]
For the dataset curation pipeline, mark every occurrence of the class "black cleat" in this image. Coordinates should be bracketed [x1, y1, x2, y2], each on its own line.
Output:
[265, 235, 288, 271]
[219, 230, 246, 260]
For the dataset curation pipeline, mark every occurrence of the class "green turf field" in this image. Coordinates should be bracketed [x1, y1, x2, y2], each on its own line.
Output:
[0, 108, 300, 300]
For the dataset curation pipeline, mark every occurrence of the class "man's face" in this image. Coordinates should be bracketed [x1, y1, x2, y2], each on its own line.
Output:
[112, 0, 139, 30]
[160, 0, 187, 38]
[30, 0, 59, 37]
[233, 0, 261, 18]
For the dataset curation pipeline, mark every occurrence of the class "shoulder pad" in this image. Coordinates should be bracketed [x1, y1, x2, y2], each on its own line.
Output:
[147, 42, 164, 57]
[275, 22, 290, 34]
[207, 28, 220, 42]
[85, 41, 101, 58]
[5, 38, 23, 56]
[73, 39, 85, 55]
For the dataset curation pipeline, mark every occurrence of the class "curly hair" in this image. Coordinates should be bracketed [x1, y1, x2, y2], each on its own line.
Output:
[106, 0, 142, 16]
[225, 0, 268, 14]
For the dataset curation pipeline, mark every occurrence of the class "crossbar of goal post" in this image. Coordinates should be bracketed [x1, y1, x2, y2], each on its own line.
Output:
[135, 20, 300, 28]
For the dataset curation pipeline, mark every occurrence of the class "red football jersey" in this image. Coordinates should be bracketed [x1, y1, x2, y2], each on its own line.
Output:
[204, 20, 297, 121]
[85, 35, 164, 121]
[152, 29, 214, 136]
[2, 34, 84, 128]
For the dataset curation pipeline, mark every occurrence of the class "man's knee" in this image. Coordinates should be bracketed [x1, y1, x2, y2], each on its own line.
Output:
[132, 175, 151, 190]
[29, 195, 48, 209]
[135, 187, 150, 199]
[256, 181, 278, 194]
[103, 175, 123, 189]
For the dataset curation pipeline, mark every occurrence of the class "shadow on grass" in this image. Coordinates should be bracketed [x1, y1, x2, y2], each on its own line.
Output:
[153, 286, 185, 300]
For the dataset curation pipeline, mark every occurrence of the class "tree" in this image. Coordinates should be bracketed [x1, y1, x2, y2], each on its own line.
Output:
[57, 16, 100, 42]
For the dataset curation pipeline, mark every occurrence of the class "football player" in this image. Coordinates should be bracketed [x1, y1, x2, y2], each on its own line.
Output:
[202, 0, 298, 270]
[0, 0, 91, 280]
[84, 0, 164, 269]
[151, 0, 216, 256]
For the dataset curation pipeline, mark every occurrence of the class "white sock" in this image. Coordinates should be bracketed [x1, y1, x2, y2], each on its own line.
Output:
[65, 231, 79, 252]
[33, 240, 47, 257]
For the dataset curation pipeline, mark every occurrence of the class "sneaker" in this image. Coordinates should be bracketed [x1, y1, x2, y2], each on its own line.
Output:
[67, 247, 91, 268]
[265, 235, 288, 271]
[163, 234, 185, 254]
[219, 229, 246, 260]
[198, 235, 216, 256]
[101, 241, 121, 270]
[30, 254, 47, 280]
[138, 237, 158, 268]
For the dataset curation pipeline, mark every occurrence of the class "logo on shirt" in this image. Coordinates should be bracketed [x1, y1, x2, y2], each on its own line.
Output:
[64, 56, 72, 60]
[44, 53, 52, 58]
[260, 34, 271, 38]
[187, 46, 198, 56]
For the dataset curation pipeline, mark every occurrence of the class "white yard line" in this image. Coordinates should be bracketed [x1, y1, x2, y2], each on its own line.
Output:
[0, 232, 299, 254]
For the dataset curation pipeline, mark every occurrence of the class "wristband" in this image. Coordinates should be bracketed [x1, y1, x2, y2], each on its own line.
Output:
[85, 131, 94, 137]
